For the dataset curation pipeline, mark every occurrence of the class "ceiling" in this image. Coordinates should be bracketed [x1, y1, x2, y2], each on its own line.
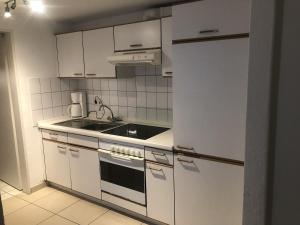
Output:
[12, 0, 186, 23]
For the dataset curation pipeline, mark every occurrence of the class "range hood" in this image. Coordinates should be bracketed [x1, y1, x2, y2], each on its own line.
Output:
[107, 49, 161, 65]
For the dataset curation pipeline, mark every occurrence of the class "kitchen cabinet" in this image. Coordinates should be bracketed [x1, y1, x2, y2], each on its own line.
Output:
[173, 38, 249, 161]
[83, 27, 116, 78]
[114, 20, 161, 51]
[146, 162, 174, 225]
[69, 145, 101, 199]
[161, 17, 173, 77]
[174, 154, 244, 225]
[172, 0, 251, 40]
[43, 140, 71, 188]
[56, 32, 84, 78]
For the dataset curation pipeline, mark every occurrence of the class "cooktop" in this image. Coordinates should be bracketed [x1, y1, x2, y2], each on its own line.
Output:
[103, 123, 169, 140]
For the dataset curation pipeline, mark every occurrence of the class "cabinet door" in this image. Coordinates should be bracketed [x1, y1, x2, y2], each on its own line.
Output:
[114, 20, 161, 51]
[83, 27, 116, 78]
[43, 140, 71, 188]
[173, 39, 249, 161]
[69, 146, 101, 199]
[173, 0, 251, 40]
[162, 17, 173, 77]
[174, 154, 244, 225]
[57, 32, 84, 77]
[146, 162, 174, 225]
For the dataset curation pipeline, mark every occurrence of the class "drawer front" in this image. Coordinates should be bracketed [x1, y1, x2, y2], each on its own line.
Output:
[114, 20, 161, 51]
[42, 130, 68, 143]
[173, 0, 251, 40]
[68, 133, 98, 149]
[145, 147, 173, 165]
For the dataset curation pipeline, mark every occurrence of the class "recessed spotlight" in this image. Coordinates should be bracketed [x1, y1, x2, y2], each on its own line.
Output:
[4, 3, 11, 18]
[29, 0, 45, 14]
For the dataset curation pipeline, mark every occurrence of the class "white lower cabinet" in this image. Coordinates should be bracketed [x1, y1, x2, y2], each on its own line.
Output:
[69, 145, 101, 199]
[174, 154, 244, 225]
[43, 140, 101, 199]
[146, 162, 174, 225]
[43, 140, 71, 188]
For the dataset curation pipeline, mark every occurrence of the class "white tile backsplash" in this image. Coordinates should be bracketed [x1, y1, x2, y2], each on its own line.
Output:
[157, 93, 168, 109]
[29, 78, 41, 94]
[147, 92, 157, 108]
[31, 94, 42, 110]
[118, 91, 127, 107]
[51, 78, 61, 92]
[40, 78, 51, 93]
[109, 79, 118, 91]
[41, 93, 52, 108]
[101, 79, 109, 90]
[52, 92, 62, 107]
[30, 77, 79, 127]
[137, 92, 147, 108]
[109, 91, 118, 106]
[146, 76, 157, 92]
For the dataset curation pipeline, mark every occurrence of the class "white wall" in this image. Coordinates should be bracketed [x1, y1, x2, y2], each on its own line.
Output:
[0, 12, 58, 189]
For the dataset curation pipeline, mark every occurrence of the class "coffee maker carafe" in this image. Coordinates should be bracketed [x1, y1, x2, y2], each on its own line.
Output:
[68, 92, 87, 118]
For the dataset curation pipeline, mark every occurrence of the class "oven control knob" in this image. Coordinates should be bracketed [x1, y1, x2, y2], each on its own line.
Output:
[120, 148, 125, 154]
[111, 147, 115, 152]
[115, 147, 120, 153]
[130, 150, 135, 156]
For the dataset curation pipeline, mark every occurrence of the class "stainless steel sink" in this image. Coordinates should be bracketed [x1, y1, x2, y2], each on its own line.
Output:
[54, 119, 123, 132]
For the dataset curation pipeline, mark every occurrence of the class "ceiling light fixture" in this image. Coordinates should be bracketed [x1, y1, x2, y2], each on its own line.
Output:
[4, 3, 11, 18]
[29, 0, 45, 14]
[3, 0, 45, 18]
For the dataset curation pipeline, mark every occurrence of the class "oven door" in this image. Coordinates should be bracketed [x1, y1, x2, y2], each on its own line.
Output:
[99, 149, 145, 205]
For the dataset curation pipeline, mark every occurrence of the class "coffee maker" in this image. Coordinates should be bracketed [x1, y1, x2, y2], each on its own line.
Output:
[68, 92, 87, 118]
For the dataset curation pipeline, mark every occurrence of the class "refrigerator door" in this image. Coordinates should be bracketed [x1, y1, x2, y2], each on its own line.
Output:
[172, 38, 249, 161]
[174, 153, 244, 225]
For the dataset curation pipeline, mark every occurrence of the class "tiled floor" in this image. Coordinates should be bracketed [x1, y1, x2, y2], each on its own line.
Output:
[0, 180, 148, 225]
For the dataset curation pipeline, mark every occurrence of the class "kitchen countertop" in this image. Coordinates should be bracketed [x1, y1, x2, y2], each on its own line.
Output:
[38, 117, 174, 151]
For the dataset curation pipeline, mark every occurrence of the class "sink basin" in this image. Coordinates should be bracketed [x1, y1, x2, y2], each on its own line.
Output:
[54, 119, 122, 132]
[81, 123, 122, 131]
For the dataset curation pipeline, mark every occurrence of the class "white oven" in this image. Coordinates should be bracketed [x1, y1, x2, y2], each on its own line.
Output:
[98, 141, 145, 205]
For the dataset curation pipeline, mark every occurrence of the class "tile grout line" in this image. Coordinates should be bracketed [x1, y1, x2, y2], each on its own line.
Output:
[87, 209, 111, 225]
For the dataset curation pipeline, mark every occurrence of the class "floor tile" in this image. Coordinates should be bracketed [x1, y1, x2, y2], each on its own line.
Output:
[39, 215, 77, 225]
[17, 187, 56, 203]
[0, 181, 7, 189]
[4, 204, 53, 225]
[59, 200, 109, 225]
[34, 191, 79, 213]
[1, 192, 13, 201]
[2, 196, 30, 216]
[1, 185, 17, 193]
[90, 210, 141, 225]
[6, 189, 22, 196]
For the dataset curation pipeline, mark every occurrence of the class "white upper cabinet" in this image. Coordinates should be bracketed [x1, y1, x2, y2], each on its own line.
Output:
[83, 27, 116, 78]
[173, 38, 249, 161]
[172, 0, 251, 40]
[56, 32, 84, 78]
[114, 20, 161, 51]
[162, 17, 173, 77]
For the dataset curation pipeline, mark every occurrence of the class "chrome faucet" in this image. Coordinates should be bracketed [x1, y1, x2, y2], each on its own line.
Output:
[94, 96, 122, 122]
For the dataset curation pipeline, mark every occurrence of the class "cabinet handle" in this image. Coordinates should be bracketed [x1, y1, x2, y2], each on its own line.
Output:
[199, 29, 219, 34]
[73, 73, 83, 76]
[130, 44, 143, 48]
[176, 145, 194, 151]
[86, 73, 96, 76]
[177, 158, 194, 164]
[164, 71, 173, 75]
[149, 167, 163, 172]
[57, 146, 67, 153]
[69, 149, 79, 153]
[152, 151, 166, 157]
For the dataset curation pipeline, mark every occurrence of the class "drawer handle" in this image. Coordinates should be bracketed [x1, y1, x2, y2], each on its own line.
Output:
[73, 73, 83, 76]
[57, 146, 66, 150]
[152, 151, 166, 157]
[130, 44, 143, 48]
[149, 167, 163, 172]
[176, 145, 194, 151]
[177, 158, 194, 164]
[86, 73, 96, 76]
[199, 29, 219, 34]
[69, 149, 79, 153]
[164, 71, 173, 75]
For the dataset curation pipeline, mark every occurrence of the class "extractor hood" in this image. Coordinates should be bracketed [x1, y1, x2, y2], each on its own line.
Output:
[107, 49, 161, 65]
